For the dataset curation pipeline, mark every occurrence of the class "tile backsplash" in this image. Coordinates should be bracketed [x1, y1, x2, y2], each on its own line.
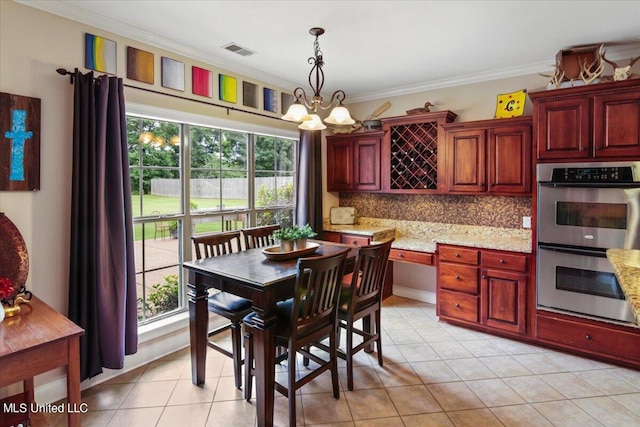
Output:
[339, 193, 531, 229]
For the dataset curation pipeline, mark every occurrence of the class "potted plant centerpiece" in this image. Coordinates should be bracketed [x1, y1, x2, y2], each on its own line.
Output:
[295, 223, 317, 249]
[272, 226, 297, 252]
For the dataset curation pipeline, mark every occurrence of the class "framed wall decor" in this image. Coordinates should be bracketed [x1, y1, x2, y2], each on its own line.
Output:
[127, 46, 154, 84]
[263, 88, 278, 113]
[219, 74, 237, 103]
[243, 81, 258, 108]
[0, 92, 41, 191]
[281, 93, 295, 115]
[85, 33, 117, 74]
[192, 66, 213, 97]
[161, 57, 185, 91]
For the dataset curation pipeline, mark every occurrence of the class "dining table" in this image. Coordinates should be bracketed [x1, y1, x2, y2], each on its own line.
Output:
[183, 239, 358, 427]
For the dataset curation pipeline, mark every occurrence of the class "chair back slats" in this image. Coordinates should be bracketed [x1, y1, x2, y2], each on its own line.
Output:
[292, 249, 349, 335]
[241, 224, 281, 250]
[192, 230, 242, 260]
[351, 239, 394, 305]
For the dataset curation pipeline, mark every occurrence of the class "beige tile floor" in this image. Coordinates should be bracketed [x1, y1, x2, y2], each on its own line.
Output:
[37, 296, 640, 426]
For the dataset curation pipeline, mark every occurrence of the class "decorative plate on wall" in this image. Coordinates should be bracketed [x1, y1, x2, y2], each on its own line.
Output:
[0, 212, 29, 299]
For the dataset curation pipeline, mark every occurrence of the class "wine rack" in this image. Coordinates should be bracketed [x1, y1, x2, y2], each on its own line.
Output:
[389, 122, 439, 190]
[381, 111, 456, 193]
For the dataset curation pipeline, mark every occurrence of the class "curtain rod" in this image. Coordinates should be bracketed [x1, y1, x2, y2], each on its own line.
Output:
[56, 68, 287, 122]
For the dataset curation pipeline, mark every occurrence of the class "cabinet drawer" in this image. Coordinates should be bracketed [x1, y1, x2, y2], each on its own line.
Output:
[439, 290, 479, 323]
[340, 234, 370, 247]
[322, 231, 341, 243]
[537, 314, 640, 361]
[482, 252, 528, 272]
[439, 246, 479, 265]
[390, 248, 433, 265]
[439, 262, 478, 294]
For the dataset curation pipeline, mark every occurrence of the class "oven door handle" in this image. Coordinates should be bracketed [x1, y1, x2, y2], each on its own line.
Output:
[538, 182, 640, 189]
[538, 244, 607, 258]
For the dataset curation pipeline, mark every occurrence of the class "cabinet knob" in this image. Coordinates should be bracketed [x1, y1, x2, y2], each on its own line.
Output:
[399, 253, 405, 258]
[596, 146, 603, 150]
[499, 259, 505, 263]
[482, 275, 487, 279]
[352, 241, 357, 245]
[580, 147, 587, 151]
[455, 253, 460, 257]
[455, 275, 460, 280]
[585, 334, 592, 340]
[455, 303, 460, 308]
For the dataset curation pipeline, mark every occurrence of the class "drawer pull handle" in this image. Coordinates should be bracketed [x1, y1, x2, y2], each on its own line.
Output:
[499, 259, 505, 263]
[585, 334, 591, 340]
[455, 303, 460, 308]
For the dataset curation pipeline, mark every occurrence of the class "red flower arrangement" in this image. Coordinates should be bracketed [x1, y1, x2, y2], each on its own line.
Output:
[0, 277, 14, 302]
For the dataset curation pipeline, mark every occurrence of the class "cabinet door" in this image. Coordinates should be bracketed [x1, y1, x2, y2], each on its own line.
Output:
[593, 90, 640, 158]
[326, 138, 353, 191]
[536, 97, 590, 160]
[353, 136, 381, 191]
[481, 268, 526, 334]
[488, 125, 531, 194]
[447, 129, 486, 193]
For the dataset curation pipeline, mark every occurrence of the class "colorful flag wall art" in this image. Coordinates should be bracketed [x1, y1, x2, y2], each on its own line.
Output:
[494, 89, 527, 118]
[127, 47, 154, 84]
[192, 66, 213, 97]
[161, 57, 185, 91]
[85, 33, 117, 74]
[219, 74, 237, 103]
[263, 88, 278, 113]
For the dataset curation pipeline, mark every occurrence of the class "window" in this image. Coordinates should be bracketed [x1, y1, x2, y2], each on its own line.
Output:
[128, 114, 297, 324]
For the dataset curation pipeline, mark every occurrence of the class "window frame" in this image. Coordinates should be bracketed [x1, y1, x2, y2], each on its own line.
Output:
[127, 103, 299, 325]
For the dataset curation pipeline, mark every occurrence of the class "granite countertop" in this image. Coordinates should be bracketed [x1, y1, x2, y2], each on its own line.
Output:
[606, 248, 640, 324]
[323, 218, 533, 254]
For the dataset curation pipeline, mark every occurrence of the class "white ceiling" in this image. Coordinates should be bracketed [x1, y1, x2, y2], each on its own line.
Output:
[19, 0, 640, 102]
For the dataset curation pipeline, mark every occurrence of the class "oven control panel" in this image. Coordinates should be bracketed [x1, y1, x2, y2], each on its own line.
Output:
[551, 166, 634, 183]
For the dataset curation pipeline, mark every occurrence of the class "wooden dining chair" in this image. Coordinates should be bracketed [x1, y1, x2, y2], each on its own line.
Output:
[241, 224, 280, 250]
[191, 230, 253, 389]
[319, 239, 393, 390]
[243, 249, 350, 425]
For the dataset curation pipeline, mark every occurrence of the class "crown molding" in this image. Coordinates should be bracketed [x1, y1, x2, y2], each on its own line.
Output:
[16, 0, 297, 91]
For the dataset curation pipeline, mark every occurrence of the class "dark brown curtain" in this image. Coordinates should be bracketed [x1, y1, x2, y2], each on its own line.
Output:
[68, 71, 137, 381]
[295, 130, 323, 235]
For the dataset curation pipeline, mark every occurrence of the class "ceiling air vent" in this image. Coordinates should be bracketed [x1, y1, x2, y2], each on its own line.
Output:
[222, 43, 255, 57]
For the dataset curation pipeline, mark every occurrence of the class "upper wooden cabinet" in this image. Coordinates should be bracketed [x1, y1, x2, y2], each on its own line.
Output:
[443, 117, 532, 195]
[380, 111, 457, 193]
[530, 79, 640, 161]
[326, 131, 383, 192]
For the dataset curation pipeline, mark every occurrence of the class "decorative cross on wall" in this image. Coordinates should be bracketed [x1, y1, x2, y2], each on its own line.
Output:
[0, 92, 40, 191]
[5, 110, 33, 181]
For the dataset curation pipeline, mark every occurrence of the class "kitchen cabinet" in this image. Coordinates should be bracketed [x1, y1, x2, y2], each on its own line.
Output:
[437, 244, 529, 335]
[380, 111, 457, 193]
[326, 131, 383, 192]
[443, 117, 532, 195]
[530, 79, 640, 161]
[537, 311, 640, 366]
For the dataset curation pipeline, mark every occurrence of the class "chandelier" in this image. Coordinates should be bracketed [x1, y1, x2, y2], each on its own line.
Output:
[281, 27, 355, 131]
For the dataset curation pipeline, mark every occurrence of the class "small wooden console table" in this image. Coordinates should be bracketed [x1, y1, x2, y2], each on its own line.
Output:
[0, 296, 84, 427]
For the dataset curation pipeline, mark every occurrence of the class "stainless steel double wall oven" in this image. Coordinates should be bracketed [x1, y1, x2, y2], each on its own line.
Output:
[537, 161, 640, 324]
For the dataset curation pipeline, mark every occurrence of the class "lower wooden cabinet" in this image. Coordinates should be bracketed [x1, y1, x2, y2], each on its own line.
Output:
[536, 312, 640, 365]
[481, 268, 526, 334]
[437, 244, 529, 336]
